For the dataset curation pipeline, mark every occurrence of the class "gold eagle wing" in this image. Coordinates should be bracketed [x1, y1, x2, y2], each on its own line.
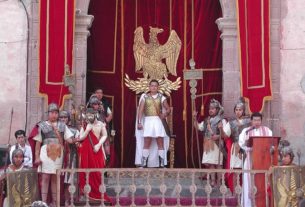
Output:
[157, 30, 181, 76]
[133, 27, 148, 72]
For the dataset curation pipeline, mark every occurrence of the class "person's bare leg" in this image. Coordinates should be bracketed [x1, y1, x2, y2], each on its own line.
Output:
[104, 138, 111, 164]
[51, 174, 57, 206]
[41, 173, 51, 203]
[64, 184, 70, 206]
[156, 137, 165, 167]
[216, 164, 222, 186]
[142, 137, 152, 167]
[209, 165, 216, 187]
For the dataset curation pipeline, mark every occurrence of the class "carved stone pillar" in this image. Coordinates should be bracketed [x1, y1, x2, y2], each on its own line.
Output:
[216, 0, 240, 118]
[70, 12, 94, 107]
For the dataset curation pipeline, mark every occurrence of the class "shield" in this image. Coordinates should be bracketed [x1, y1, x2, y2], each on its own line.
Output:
[6, 169, 39, 207]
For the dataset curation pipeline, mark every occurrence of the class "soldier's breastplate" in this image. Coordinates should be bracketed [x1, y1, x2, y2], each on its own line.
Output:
[39, 121, 64, 145]
[204, 117, 220, 137]
[144, 96, 161, 116]
[230, 118, 251, 142]
[230, 120, 240, 142]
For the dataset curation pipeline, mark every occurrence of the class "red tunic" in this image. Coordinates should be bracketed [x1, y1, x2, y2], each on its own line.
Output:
[78, 130, 110, 202]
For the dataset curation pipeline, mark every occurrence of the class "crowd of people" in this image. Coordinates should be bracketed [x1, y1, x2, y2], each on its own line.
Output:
[0, 80, 296, 207]
[0, 88, 113, 206]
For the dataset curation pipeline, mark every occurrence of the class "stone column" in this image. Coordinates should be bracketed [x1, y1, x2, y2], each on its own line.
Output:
[280, 0, 305, 164]
[27, 0, 45, 132]
[216, 0, 240, 118]
[72, 11, 94, 106]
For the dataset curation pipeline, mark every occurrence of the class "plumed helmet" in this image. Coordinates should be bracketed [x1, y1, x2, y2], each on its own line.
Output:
[278, 140, 295, 161]
[89, 96, 100, 105]
[209, 99, 224, 115]
[281, 146, 295, 160]
[234, 97, 246, 111]
[59, 110, 70, 118]
[48, 103, 59, 112]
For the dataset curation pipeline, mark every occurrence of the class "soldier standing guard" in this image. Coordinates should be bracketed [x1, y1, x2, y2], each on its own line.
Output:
[33, 103, 74, 207]
[222, 97, 251, 192]
[194, 99, 226, 187]
[136, 79, 171, 168]
[58, 110, 80, 206]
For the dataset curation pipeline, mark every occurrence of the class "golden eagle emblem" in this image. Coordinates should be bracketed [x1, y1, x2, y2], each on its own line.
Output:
[125, 26, 182, 96]
[134, 26, 181, 79]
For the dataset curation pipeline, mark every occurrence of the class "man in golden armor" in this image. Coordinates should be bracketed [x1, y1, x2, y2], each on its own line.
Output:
[33, 103, 75, 207]
[136, 79, 171, 168]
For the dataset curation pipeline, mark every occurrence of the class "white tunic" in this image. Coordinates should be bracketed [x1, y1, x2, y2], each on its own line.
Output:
[135, 93, 169, 167]
[200, 119, 226, 165]
[33, 121, 73, 174]
[239, 126, 272, 207]
[222, 120, 243, 169]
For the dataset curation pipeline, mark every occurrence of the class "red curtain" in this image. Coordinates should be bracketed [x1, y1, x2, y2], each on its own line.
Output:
[39, 0, 75, 107]
[237, 0, 272, 113]
[87, 0, 222, 168]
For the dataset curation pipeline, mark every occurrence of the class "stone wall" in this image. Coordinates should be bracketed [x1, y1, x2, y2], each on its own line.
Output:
[0, 0, 30, 144]
[280, 0, 305, 164]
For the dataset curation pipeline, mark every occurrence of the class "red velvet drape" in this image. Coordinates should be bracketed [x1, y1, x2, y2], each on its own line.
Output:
[39, 0, 75, 107]
[237, 0, 272, 113]
[87, 0, 222, 168]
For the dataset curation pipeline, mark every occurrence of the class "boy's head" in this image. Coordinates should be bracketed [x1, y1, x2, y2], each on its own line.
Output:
[234, 97, 246, 118]
[281, 146, 295, 166]
[12, 148, 24, 168]
[14, 130, 26, 146]
[47, 103, 59, 122]
[149, 79, 159, 93]
[251, 112, 263, 128]
[59, 110, 70, 124]
[94, 88, 103, 100]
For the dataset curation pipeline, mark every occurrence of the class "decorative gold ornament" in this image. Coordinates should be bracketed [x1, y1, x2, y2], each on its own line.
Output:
[125, 74, 181, 96]
[7, 170, 39, 206]
[125, 26, 182, 95]
[273, 166, 304, 207]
